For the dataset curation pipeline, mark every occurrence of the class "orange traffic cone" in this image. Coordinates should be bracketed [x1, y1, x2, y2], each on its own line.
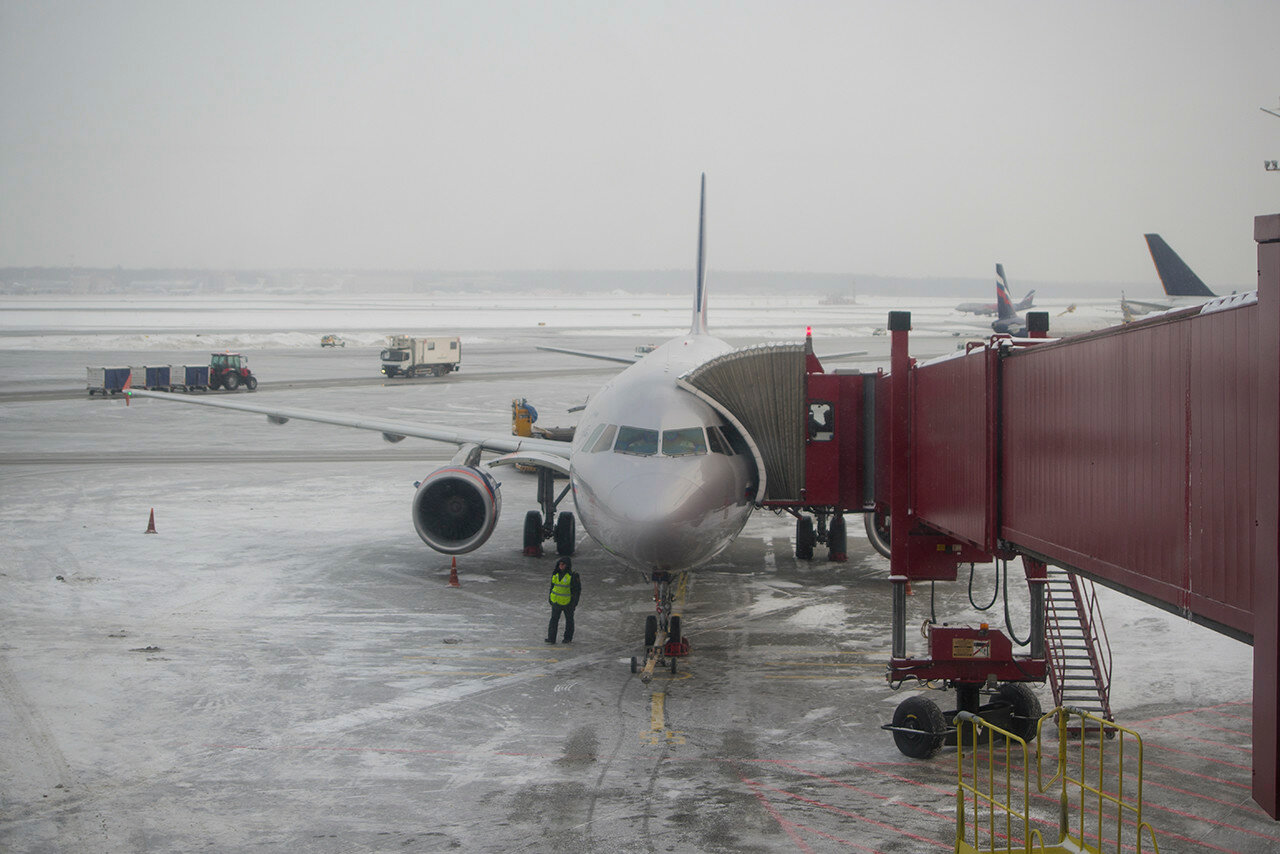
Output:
[145, 508, 157, 534]
[905, 579, 914, 596]
[448, 557, 460, 588]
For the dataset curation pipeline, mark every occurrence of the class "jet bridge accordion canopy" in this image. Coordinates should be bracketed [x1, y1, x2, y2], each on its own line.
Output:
[679, 342, 807, 501]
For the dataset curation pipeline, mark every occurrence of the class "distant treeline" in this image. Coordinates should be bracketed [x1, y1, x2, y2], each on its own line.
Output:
[0, 266, 1140, 298]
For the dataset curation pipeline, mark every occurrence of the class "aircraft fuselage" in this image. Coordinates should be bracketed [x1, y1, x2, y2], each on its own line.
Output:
[567, 333, 756, 573]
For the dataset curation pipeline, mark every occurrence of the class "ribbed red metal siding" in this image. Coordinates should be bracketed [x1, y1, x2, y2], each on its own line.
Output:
[912, 350, 996, 549]
[1188, 306, 1257, 633]
[1000, 303, 1257, 638]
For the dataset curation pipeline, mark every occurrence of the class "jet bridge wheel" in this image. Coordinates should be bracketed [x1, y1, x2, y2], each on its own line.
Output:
[795, 516, 815, 560]
[891, 695, 947, 759]
[994, 682, 1042, 742]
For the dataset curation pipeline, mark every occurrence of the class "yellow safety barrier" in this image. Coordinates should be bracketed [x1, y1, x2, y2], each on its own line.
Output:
[955, 706, 1160, 854]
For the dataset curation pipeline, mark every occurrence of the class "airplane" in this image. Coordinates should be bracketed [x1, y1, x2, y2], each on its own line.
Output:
[990, 263, 1028, 337]
[955, 288, 1035, 316]
[1122, 234, 1219, 316]
[122, 175, 812, 674]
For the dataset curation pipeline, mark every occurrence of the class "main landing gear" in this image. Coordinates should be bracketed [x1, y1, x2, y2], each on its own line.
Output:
[789, 509, 848, 561]
[629, 570, 689, 683]
[522, 466, 576, 557]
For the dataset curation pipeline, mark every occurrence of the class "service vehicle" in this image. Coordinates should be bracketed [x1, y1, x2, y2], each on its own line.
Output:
[208, 352, 258, 391]
[320, 334, 345, 347]
[380, 335, 461, 378]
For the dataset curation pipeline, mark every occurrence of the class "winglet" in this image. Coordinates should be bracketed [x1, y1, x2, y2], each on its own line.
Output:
[692, 173, 709, 335]
[1144, 234, 1215, 297]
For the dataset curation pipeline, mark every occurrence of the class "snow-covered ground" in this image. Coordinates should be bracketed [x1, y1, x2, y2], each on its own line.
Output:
[0, 293, 1268, 852]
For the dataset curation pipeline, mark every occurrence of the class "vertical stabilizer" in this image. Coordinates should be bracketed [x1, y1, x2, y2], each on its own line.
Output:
[1016, 289, 1036, 310]
[1144, 234, 1215, 297]
[692, 173, 709, 335]
[995, 263, 1017, 320]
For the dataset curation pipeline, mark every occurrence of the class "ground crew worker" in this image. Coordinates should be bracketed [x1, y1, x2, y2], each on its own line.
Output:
[545, 556, 581, 644]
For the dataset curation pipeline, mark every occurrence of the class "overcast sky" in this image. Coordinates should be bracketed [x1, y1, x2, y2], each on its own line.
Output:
[1, 1, 1276, 287]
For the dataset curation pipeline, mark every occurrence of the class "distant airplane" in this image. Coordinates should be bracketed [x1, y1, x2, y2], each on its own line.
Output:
[123, 175, 851, 675]
[991, 263, 1028, 337]
[1122, 234, 1219, 317]
[955, 288, 1035, 316]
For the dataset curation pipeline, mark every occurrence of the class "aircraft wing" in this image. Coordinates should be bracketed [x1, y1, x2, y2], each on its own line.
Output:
[535, 345, 637, 365]
[123, 388, 571, 457]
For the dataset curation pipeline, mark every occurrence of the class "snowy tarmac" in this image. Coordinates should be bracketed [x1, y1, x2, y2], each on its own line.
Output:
[0, 294, 1273, 852]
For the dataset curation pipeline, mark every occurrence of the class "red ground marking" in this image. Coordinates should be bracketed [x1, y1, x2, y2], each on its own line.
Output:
[774, 761, 954, 823]
[1142, 758, 1252, 791]
[788, 821, 885, 853]
[1146, 743, 1253, 772]
[1128, 701, 1250, 727]
[749, 778, 951, 850]
[741, 776, 816, 854]
[1143, 777, 1273, 818]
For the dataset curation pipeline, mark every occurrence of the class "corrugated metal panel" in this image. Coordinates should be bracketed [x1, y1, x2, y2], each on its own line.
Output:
[1188, 306, 1257, 632]
[912, 350, 996, 549]
[1000, 302, 1257, 638]
[681, 343, 806, 500]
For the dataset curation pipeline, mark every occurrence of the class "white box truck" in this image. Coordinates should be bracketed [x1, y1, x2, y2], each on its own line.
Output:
[380, 335, 462, 378]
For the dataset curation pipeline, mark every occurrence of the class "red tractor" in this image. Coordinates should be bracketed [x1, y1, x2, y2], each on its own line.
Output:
[209, 352, 258, 391]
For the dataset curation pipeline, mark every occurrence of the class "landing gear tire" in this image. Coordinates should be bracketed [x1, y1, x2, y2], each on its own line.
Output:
[828, 514, 847, 560]
[554, 512, 576, 555]
[892, 695, 947, 759]
[523, 510, 543, 554]
[796, 516, 815, 560]
[668, 615, 682, 645]
[865, 508, 891, 558]
[669, 658, 678, 674]
[630, 657, 639, 674]
[995, 682, 1042, 742]
[644, 615, 658, 648]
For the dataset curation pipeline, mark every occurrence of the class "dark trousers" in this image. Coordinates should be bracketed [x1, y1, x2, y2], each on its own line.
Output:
[547, 603, 575, 642]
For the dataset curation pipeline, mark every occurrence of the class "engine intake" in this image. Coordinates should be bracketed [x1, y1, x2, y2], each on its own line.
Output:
[412, 466, 502, 554]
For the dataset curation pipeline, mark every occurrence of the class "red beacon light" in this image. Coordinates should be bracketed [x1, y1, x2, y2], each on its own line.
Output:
[805, 325, 813, 338]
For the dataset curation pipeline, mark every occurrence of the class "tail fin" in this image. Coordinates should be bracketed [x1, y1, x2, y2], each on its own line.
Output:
[1144, 234, 1215, 297]
[691, 173, 709, 335]
[1016, 289, 1036, 310]
[995, 263, 1017, 320]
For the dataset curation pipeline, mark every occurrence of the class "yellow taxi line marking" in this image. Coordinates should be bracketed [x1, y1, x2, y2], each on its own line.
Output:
[651, 692, 666, 732]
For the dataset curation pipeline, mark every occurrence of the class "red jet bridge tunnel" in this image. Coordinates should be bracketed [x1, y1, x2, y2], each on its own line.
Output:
[880, 214, 1280, 817]
[682, 214, 1280, 817]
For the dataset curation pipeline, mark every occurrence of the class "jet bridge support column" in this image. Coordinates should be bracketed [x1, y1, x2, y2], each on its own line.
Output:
[888, 311, 912, 661]
[1255, 212, 1280, 818]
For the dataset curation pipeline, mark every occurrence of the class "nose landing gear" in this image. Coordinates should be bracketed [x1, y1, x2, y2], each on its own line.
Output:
[629, 570, 690, 683]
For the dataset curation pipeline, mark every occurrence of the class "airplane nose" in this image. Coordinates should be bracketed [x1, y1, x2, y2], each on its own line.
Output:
[607, 473, 705, 525]
[604, 472, 719, 568]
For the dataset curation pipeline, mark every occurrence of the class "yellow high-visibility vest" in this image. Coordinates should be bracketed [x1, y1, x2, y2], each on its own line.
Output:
[550, 572, 572, 605]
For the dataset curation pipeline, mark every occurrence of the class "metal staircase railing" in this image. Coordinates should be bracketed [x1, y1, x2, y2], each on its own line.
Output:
[1043, 568, 1114, 724]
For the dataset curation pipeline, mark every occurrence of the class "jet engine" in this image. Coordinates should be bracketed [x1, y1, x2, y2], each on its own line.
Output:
[412, 466, 502, 554]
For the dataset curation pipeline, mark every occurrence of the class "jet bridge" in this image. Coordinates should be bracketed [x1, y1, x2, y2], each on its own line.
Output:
[869, 213, 1280, 817]
[679, 214, 1280, 817]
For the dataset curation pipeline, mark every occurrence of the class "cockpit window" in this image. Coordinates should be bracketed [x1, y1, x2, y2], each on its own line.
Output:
[662, 427, 707, 457]
[590, 424, 618, 453]
[706, 425, 732, 455]
[580, 423, 605, 451]
[614, 425, 658, 456]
